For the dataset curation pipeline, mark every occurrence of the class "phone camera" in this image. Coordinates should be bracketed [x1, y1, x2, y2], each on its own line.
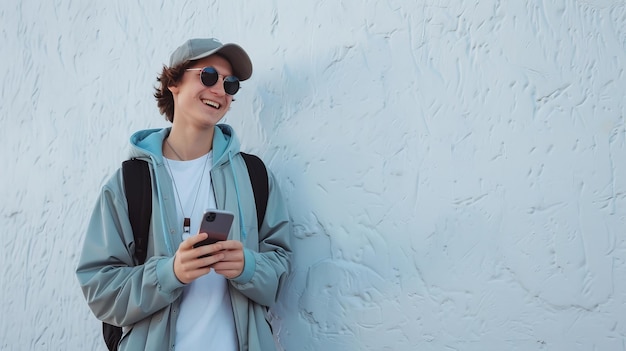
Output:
[206, 212, 216, 222]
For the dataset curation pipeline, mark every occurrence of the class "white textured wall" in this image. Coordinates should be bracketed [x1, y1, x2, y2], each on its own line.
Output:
[2, 1, 626, 350]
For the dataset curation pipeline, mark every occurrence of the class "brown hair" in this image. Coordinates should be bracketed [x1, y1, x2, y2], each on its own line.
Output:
[154, 61, 191, 122]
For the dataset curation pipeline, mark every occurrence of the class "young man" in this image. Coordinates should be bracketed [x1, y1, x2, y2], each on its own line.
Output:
[76, 38, 292, 351]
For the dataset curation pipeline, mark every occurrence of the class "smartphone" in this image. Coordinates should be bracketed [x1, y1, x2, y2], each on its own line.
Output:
[193, 209, 234, 252]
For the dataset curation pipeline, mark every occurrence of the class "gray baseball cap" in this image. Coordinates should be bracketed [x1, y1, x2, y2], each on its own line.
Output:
[169, 38, 253, 81]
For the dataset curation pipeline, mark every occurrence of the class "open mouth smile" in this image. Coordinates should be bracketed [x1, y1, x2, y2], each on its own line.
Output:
[202, 99, 220, 109]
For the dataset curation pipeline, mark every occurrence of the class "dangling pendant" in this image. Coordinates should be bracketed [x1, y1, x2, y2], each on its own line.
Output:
[183, 217, 191, 234]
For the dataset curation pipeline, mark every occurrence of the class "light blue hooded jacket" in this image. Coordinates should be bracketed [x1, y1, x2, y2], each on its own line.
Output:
[76, 124, 292, 351]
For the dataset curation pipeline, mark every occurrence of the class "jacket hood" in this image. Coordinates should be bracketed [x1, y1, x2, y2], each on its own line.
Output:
[128, 124, 241, 166]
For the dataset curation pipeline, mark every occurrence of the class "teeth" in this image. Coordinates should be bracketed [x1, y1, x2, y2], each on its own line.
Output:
[202, 99, 220, 109]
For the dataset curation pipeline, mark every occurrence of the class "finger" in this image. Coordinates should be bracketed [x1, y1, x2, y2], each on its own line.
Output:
[196, 252, 225, 267]
[175, 263, 213, 283]
[216, 240, 243, 250]
[174, 252, 213, 283]
[179, 233, 209, 250]
[194, 242, 226, 258]
[214, 249, 244, 262]
[212, 260, 242, 271]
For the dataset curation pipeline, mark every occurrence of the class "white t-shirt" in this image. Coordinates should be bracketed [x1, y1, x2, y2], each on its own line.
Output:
[165, 152, 238, 350]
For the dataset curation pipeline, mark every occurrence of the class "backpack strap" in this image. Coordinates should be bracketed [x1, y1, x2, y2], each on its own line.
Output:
[241, 152, 269, 231]
[122, 158, 152, 264]
[102, 159, 152, 351]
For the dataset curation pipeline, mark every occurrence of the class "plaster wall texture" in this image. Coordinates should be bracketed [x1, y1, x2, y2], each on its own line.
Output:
[1, 1, 625, 350]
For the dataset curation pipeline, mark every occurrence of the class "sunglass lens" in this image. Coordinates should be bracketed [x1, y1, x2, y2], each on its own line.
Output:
[200, 67, 218, 87]
[223, 76, 240, 95]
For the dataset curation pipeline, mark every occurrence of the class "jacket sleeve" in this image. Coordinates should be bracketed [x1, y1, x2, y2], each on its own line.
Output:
[75, 170, 185, 326]
[229, 169, 292, 307]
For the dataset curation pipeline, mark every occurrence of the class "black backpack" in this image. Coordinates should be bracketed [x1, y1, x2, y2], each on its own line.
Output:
[102, 153, 269, 351]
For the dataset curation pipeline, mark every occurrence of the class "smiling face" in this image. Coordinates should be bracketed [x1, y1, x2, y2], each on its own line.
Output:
[168, 54, 235, 130]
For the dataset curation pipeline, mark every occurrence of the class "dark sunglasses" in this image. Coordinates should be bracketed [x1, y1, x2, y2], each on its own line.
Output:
[185, 67, 240, 95]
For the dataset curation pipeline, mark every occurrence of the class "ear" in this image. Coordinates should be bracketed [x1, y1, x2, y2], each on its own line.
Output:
[168, 83, 180, 95]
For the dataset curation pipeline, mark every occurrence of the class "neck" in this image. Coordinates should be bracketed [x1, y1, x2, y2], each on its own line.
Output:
[164, 125, 215, 161]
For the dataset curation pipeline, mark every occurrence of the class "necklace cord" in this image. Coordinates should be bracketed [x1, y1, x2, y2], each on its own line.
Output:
[164, 139, 210, 233]
[165, 138, 185, 161]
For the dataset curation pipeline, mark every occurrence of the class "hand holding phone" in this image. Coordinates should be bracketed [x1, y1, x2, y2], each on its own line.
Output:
[193, 210, 234, 257]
